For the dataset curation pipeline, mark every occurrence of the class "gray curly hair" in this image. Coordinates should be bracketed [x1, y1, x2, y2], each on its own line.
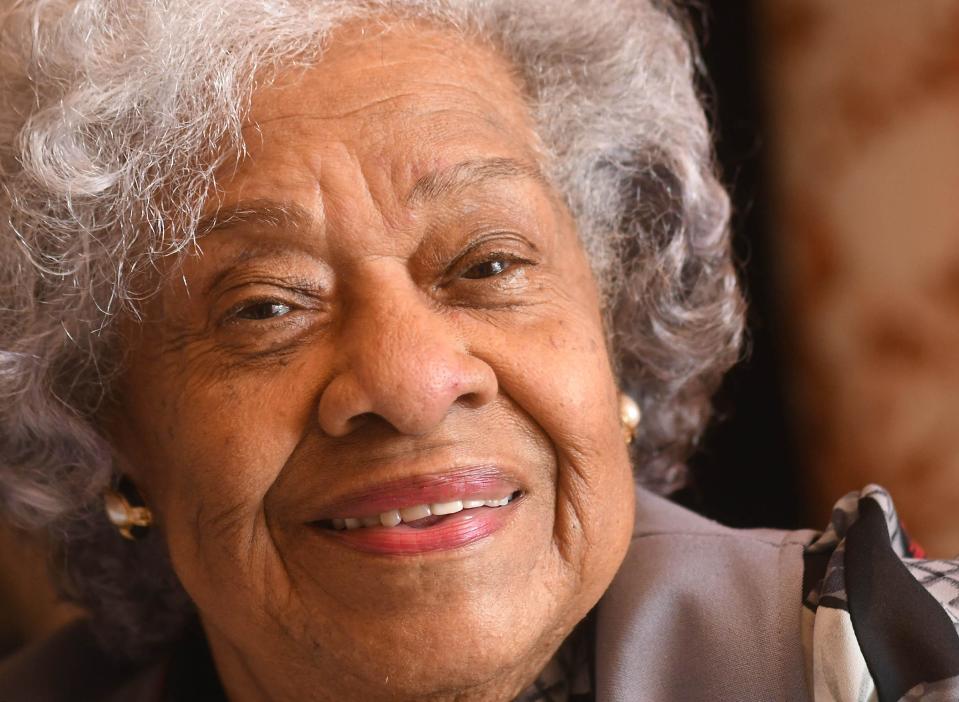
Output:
[0, 0, 743, 655]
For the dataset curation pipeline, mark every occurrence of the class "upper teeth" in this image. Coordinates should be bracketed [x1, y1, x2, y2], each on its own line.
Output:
[331, 495, 515, 531]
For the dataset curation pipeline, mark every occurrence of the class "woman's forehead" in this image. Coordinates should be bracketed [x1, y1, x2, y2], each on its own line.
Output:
[210, 20, 543, 217]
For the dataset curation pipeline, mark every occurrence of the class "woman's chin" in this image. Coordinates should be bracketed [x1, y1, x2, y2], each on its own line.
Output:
[244, 499, 581, 697]
[205, 603, 559, 702]
[306, 608, 564, 702]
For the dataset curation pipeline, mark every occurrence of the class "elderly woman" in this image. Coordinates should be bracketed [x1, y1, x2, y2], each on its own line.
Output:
[1, 1, 958, 700]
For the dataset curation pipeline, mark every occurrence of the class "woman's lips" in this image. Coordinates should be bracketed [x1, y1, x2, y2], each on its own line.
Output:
[313, 465, 523, 521]
[307, 465, 524, 555]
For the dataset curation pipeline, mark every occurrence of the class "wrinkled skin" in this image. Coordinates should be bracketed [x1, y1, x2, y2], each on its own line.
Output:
[111, 20, 636, 702]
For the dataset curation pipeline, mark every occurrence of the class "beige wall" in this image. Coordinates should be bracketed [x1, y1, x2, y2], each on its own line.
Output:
[759, 0, 959, 555]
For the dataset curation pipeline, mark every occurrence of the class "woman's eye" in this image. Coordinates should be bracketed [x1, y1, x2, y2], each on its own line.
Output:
[462, 259, 511, 280]
[234, 301, 292, 320]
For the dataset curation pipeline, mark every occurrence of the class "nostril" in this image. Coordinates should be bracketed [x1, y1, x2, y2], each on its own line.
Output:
[344, 412, 380, 433]
[458, 392, 484, 408]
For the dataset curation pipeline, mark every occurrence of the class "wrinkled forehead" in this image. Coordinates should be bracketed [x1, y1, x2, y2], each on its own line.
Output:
[223, 18, 546, 199]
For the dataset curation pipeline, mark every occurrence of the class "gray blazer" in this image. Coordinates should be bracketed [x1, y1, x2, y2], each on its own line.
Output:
[594, 486, 814, 701]
[0, 487, 815, 701]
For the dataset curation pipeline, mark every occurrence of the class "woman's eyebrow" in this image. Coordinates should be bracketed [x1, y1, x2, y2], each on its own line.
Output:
[405, 157, 547, 206]
[196, 157, 544, 237]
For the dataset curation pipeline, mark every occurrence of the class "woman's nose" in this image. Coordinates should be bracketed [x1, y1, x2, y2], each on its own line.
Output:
[316, 295, 498, 437]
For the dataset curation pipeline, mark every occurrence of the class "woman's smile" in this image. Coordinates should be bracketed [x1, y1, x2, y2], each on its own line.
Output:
[306, 464, 525, 555]
[316, 494, 523, 555]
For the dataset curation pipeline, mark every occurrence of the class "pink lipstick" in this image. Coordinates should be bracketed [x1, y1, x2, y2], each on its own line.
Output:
[309, 465, 524, 555]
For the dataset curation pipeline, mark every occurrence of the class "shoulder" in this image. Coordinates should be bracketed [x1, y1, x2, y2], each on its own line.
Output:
[619, 486, 817, 603]
[595, 484, 959, 702]
[0, 619, 166, 702]
[627, 483, 812, 545]
[594, 486, 816, 702]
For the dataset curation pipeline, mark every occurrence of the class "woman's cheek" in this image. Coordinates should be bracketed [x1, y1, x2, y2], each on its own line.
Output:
[141, 370, 302, 554]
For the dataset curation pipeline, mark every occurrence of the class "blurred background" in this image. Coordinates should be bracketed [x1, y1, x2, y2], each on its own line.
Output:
[683, 0, 959, 561]
[2, 0, 958, 660]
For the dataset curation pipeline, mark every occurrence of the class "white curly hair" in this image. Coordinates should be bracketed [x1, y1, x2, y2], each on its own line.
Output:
[0, 0, 743, 654]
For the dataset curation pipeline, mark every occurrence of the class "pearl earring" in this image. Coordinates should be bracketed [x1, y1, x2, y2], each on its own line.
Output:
[104, 486, 153, 540]
[619, 393, 642, 445]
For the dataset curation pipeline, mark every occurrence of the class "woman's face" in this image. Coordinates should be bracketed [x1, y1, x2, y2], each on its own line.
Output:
[113, 21, 636, 702]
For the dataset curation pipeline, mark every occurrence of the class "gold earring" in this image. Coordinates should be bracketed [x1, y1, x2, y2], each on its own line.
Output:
[103, 488, 153, 540]
[619, 393, 641, 445]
